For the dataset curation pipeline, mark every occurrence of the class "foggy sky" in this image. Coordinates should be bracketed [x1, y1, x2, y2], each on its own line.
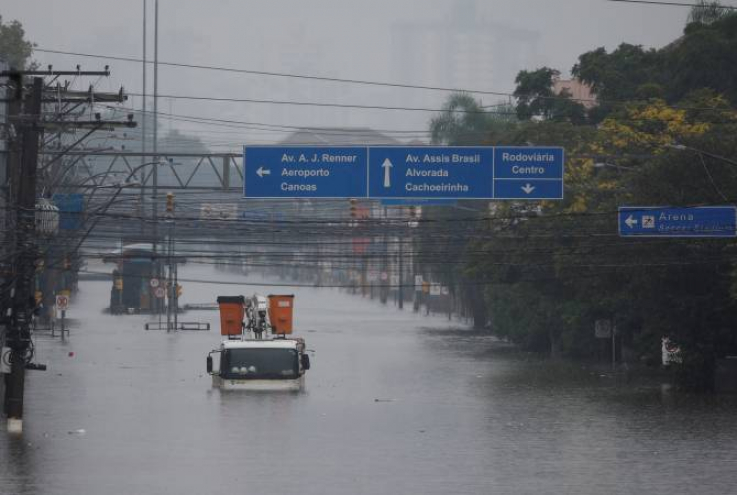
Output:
[1, 0, 720, 148]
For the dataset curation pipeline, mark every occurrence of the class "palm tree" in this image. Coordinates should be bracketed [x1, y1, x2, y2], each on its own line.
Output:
[429, 93, 493, 145]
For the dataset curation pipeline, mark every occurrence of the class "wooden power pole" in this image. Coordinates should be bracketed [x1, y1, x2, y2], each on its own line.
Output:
[4, 77, 43, 434]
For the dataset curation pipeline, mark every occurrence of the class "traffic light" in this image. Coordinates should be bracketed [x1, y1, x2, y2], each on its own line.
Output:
[176, 284, 183, 298]
[166, 192, 175, 214]
[409, 205, 416, 218]
[349, 198, 357, 219]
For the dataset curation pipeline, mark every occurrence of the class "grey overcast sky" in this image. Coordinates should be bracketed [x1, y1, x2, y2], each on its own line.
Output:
[2, 0, 730, 148]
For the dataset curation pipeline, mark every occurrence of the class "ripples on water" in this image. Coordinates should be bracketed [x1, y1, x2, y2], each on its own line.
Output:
[1, 266, 737, 495]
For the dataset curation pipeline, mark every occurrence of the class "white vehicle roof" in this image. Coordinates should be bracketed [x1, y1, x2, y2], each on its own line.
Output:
[221, 339, 299, 350]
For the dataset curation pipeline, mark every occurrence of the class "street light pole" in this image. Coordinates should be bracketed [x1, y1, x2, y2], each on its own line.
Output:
[152, 0, 160, 315]
[666, 143, 737, 167]
[141, 0, 148, 239]
[593, 162, 635, 171]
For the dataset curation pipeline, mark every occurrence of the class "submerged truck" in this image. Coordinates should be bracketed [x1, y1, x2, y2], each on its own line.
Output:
[206, 295, 310, 390]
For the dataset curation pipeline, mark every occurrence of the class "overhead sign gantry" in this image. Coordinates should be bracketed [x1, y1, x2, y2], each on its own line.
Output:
[243, 145, 564, 200]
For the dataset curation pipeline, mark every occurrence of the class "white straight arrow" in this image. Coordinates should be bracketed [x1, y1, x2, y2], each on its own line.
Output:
[382, 158, 393, 188]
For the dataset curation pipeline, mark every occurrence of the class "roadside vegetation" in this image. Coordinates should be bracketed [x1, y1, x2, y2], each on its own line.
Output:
[421, 3, 737, 391]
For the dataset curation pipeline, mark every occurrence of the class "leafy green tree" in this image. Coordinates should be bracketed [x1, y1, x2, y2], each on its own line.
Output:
[577, 95, 737, 389]
[0, 16, 35, 69]
[427, 17, 737, 391]
[514, 67, 587, 124]
[573, 13, 737, 115]
[572, 43, 662, 123]
[666, 14, 737, 104]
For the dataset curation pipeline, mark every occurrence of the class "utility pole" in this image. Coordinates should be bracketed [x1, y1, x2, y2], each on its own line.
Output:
[4, 78, 43, 434]
[141, 0, 148, 237]
[165, 191, 174, 331]
[152, 0, 160, 315]
[381, 207, 387, 303]
[1, 68, 134, 432]
[398, 233, 404, 310]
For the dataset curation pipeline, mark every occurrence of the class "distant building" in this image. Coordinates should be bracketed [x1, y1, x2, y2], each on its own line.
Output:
[278, 127, 401, 146]
[552, 77, 597, 109]
[251, 27, 353, 130]
[391, 0, 540, 102]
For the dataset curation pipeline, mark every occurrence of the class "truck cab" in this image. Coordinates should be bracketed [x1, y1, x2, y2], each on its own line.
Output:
[207, 338, 310, 390]
[207, 294, 310, 390]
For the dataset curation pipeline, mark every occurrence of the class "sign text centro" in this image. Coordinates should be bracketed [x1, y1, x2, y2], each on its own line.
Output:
[244, 146, 367, 199]
[493, 147, 564, 199]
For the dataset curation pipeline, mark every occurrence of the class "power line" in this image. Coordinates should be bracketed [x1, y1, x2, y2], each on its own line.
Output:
[102, 105, 735, 149]
[35, 47, 737, 112]
[125, 92, 495, 114]
[606, 0, 737, 9]
[33, 47, 515, 97]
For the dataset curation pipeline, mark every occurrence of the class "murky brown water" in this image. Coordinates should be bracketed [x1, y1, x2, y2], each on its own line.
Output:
[2, 264, 737, 495]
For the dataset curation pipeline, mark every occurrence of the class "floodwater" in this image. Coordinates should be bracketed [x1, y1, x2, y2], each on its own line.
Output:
[2, 264, 737, 495]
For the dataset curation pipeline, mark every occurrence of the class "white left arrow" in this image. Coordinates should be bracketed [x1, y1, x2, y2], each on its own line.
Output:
[256, 166, 271, 178]
[625, 214, 638, 229]
[382, 158, 393, 188]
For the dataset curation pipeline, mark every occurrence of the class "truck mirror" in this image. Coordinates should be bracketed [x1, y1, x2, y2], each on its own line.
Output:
[206, 355, 213, 374]
[301, 354, 311, 371]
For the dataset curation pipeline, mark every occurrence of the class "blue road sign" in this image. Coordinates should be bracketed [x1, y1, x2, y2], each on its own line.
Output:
[493, 147, 564, 199]
[368, 147, 494, 199]
[244, 146, 368, 199]
[618, 206, 737, 237]
[243, 145, 565, 200]
[52, 193, 84, 230]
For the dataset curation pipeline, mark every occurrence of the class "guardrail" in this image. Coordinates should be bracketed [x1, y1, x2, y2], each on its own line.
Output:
[144, 321, 210, 331]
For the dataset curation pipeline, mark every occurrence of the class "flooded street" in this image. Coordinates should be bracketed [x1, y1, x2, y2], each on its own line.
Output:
[2, 264, 737, 495]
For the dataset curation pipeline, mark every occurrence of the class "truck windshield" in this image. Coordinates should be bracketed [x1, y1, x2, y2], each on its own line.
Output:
[222, 348, 299, 380]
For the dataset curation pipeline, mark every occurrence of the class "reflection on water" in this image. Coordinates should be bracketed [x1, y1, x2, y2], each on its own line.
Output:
[1, 265, 737, 495]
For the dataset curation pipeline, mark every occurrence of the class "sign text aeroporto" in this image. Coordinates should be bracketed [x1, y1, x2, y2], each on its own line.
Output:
[243, 145, 564, 200]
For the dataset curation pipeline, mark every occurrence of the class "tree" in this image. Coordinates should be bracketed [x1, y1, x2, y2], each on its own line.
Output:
[0, 16, 35, 69]
[572, 14, 737, 115]
[423, 93, 518, 329]
[514, 67, 587, 124]
[572, 44, 662, 123]
[430, 92, 501, 145]
[577, 95, 737, 390]
[688, 0, 729, 25]
[666, 14, 737, 104]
